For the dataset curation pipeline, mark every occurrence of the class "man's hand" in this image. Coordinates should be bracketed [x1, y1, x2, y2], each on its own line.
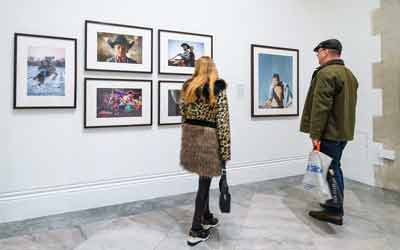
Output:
[312, 139, 321, 151]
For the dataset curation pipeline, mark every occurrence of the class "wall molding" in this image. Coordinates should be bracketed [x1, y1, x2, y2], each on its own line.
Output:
[0, 155, 306, 202]
[0, 155, 307, 223]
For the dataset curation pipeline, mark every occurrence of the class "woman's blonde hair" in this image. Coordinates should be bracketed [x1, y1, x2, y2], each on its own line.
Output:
[182, 56, 219, 105]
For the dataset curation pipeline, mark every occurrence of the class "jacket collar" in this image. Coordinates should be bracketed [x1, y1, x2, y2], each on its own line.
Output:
[312, 59, 344, 79]
[317, 59, 344, 70]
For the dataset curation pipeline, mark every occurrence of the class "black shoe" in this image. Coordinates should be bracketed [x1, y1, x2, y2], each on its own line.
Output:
[202, 215, 219, 230]
[319, 200, 344, 216]
[309, 210, 343, 225]
[187, 227, 210, 246]
[319, 199, 334, 210]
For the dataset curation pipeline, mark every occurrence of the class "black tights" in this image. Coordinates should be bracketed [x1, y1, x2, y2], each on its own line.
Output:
[191, 176, 213, 230]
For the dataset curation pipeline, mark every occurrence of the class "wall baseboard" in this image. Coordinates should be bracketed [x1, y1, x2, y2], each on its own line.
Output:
[0, 156, 306, 224]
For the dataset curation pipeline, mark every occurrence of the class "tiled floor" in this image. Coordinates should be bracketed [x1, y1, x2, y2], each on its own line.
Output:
[0, 177, 399, 250]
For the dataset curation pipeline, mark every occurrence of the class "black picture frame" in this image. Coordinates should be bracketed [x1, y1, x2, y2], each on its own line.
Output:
[251, 44, 300, 117]
[158, 29, 213, 75]
[85, 20, 153, 73]
[84, 78, 153, 128]
[13, 33, 77, 109]
[158, 80, 184, 125]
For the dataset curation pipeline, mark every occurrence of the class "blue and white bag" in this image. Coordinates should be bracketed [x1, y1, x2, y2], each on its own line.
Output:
[303, 150, 333, 202]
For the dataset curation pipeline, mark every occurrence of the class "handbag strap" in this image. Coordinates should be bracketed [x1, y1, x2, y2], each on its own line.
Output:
[221, 161, 227, 176]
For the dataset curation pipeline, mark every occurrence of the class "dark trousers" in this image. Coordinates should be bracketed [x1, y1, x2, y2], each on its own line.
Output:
[320, 139, 347, 215]
[192, 176, 213, 230]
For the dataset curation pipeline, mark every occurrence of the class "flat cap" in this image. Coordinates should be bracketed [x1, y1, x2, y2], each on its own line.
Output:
[314, 39, 342, 54]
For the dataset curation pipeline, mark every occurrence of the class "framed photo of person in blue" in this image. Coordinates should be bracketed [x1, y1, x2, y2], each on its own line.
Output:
[251, 44, 299, 117]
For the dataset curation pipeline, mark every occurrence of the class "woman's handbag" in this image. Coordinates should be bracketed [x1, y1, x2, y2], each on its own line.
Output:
[219, 162, 231, 213]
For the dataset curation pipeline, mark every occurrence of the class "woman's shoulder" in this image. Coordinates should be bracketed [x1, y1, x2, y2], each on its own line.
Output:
[202, 79, 227, 97]
[214, 79, 227, 93]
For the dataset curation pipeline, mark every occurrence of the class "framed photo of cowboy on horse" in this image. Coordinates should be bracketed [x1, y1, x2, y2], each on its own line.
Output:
[13, 33, 77, 109]
[85, 20, 153, 73]
[158, 29, 213, 75]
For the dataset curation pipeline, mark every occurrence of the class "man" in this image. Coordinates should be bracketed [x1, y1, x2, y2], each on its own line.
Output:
[180, 43, 195, 67]
[107, 35, 137, 64]
[300, 39, 358, 225]
[169, 43, 195, 67]
[34, 57, 57, 85]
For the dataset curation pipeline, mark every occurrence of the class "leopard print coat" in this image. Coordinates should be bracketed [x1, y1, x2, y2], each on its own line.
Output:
[180, 79, 231, 162]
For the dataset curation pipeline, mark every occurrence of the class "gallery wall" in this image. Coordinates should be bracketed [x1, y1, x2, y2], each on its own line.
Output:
[0, 0, 380, 223]
[317, 1, 382, 186]
[372, 0, 400, 192]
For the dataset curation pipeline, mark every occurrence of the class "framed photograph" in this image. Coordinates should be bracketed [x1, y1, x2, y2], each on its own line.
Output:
[158, 80, 184, 125]
[158, 29, 213, 75]
[13, 33, 77, 109]
[85, 20, 153, 73]
[84, 78, 152, 128]
[251, 44, 299, 117]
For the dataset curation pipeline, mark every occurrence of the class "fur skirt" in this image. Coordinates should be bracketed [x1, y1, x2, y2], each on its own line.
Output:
[180, 123, 222, 177]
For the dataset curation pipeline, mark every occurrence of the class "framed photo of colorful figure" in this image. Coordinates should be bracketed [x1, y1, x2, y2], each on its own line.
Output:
[84, 78, 152, 128]
[251, 44, 299, 117]
[158, 80, 184, 125]
[13, 33, 77, 109]
[158, 29, 213, 75]
[85, 20, 153, 73]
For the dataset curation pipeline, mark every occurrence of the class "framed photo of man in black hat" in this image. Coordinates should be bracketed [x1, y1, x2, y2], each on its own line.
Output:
[85, 20, 153, 73]
[158, 29, 213, 75]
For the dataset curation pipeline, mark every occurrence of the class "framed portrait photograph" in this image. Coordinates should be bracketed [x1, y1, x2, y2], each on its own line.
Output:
[84, 78, 152, 128]
[85, 20, 153, 73]
[251, 44, 299, 117]
[158, 29, 213, 75]
[13, 33, 77, 109]
[158, 80, 184, 125]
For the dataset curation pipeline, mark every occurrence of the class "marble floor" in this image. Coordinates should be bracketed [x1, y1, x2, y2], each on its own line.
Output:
[0, 177, 399, 250]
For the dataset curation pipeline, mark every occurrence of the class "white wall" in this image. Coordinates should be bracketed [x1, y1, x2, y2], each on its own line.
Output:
[310, 0, 382, 186]
[0, 0, 380, 223]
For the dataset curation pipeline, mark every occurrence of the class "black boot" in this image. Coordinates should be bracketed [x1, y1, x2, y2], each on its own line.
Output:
[187, 227, 210, 246]
[319, 200, 344, 216]
[202, 213, 219, 230]
[319, 199, 334, 209]
[309, 210, 343, 225]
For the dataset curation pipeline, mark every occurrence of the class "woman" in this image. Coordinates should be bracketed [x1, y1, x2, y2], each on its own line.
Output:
[180, 56, 231, 246]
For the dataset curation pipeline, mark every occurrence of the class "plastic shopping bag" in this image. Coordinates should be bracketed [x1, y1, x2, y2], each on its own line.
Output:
[303, 150, 333, 202]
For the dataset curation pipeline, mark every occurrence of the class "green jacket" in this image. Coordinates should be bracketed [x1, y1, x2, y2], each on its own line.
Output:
[300, 59, 358, 141]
